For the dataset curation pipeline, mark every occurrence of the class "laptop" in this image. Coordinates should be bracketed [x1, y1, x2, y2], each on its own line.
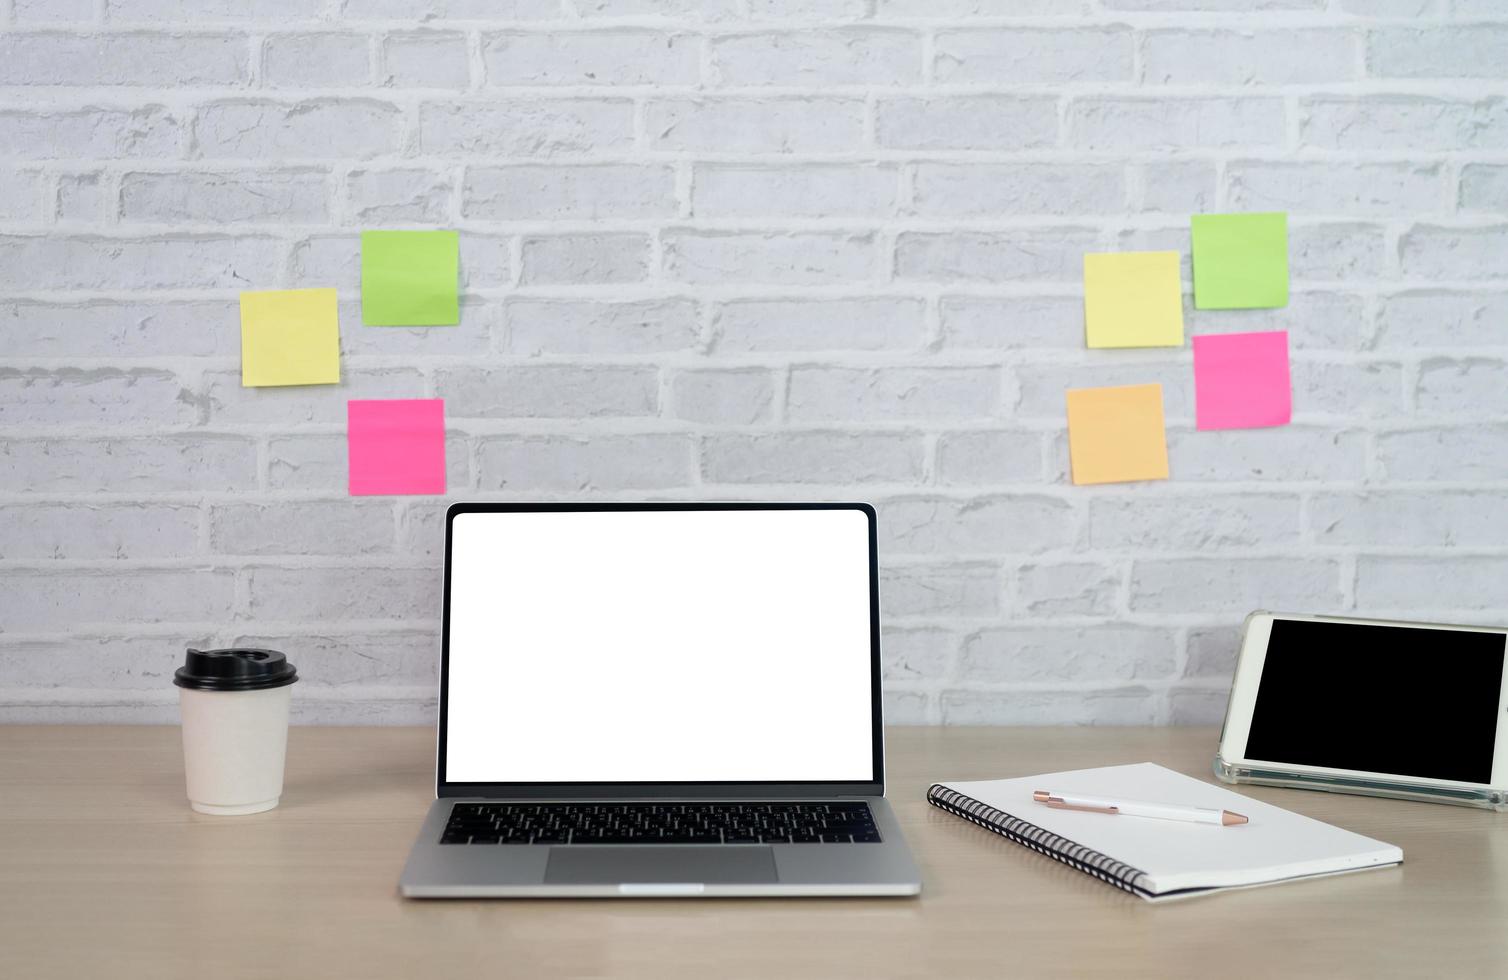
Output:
[399, 502, 922, 897]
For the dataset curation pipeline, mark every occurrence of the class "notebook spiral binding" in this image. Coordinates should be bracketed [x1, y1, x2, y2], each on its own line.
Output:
[927, 784, 1153, 898]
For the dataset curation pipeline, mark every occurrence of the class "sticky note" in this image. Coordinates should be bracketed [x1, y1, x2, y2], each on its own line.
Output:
[1190, 212, 1288, 310]
[239, 288, 341, 387]
[1083, 251, 1184, 349]
[361, 230, 459, 326]
[1065, 384, 1170, 486]
[348, 398, 446, 496]
[1193, 331, 1291, 431]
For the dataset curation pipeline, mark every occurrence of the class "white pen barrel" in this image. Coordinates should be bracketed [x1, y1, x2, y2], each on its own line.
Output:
[1056, 794, 1224, 825]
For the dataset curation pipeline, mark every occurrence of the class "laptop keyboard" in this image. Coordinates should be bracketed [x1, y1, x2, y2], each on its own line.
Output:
[440, 801, 881, 845]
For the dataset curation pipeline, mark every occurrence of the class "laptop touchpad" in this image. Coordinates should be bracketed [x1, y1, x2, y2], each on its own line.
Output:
[544, 846, 778, 884]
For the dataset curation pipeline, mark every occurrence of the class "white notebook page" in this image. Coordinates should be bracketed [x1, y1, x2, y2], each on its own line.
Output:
[941, 762, 1402, 894]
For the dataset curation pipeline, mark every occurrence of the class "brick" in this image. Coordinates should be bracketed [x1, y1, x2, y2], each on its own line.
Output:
[229, 631, 437, 686]
[382, 32, 469, 89]
[878, 0, 1069, 12]
[0, 503, 200, 560]
[1135, 160, 1217, 215]
[519, 234, 650, 285]
[1089, 495, 1302, 551]
[434, 365, 658, 419]
[1228, 161, 1446, 216]
[941, 689, 1158, 726]
[1376, 426, 1508, 481]
[936, 431, 1043, 485]
[475, 434, 694, 491]
[195, 100, 403, 160]
[646, 97, 865, 153]
[246, 566, 439, 622]
[1102, 0, 1321, 6]
[1312, 490, 1508, 547]
[209, 502, 396, 556]
[911, 163, 1124, 217]
[668, 368, 775, 424]
[0, 107, 182, 159]
[0, 170, 43, 222]
[503, 298, 701, 355]
[1132, 558, 1342, 614]
[13, 0, 98, 20]
[0, 368, 195, 427]
[709, 29, 922, 86]
[419, 99, 634, 156]
[0, 235, 281, 289]
[788, 366, 1000, 422]
[463, 164, 677, 220]
[896, 229, 1098, 283]
[267, 432, 469, 491]
[0, 32, 248, 86]
[1400, 225, 1508, 279]
[1068, 97, 1285, 150]
[1368, 26, 1508, 78]
[342, 168, 453, 224]
[338, 300, 490, 355]
[483, 31, 699, 87]
[582, 0, 741, 17]
[1188, 292, 1366, 352]
[1292, 360, 1404, 418]
[1, 568, 237, 632]
[1416, 358, 1508, 415]
[883, 627, 957, 682]
[263, 33, 371, 88]
[56, 173, 105, 222]
[1290, 223, 1388, 281]
[1016, 562, 1120, 617]
[876, 96, 1056, 150]
[960, 627, 1175, 682]
[396, 501, 449, 559]
[664, 230, 876, 284]
[934, 28, 1132, 83]
[0, 300, 238, 358]
[939, 296, 1084, 350]
[880, 561, 1000, 618]
[0, 636, 214, 691]
[1356, 557, 1508, 613]
[1303, 97, 1508, 151]
[0, 436, 257, 493]
[1169, 688, 1228, 725]
[1376, 292, 1508, 348]
[202, 367, 425, 426]
[878, 495, 1075, 556]
[1461, 164, 1508, 212]
[1187, 626, 1240, 678]
[693, 164, 898, 218]
[884, 690, 930, 725]
[715, 297, 924, 352]
[702, 432, 925, 484]
[107, 0, 315, 19]
[1018, 361, 1191, 421]
[1168, 427, 1367, 482]
[1143, 29, 1356, 84]
[120, 169, 329, 224]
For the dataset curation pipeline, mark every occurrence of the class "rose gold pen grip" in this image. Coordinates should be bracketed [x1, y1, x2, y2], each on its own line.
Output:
[1031, 790, 1119, 815]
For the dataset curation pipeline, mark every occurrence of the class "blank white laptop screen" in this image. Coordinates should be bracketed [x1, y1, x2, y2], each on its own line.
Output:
[443, 508, 877, 784]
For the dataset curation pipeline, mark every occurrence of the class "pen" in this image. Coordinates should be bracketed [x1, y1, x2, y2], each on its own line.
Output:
[1032, 790, 1249, 826]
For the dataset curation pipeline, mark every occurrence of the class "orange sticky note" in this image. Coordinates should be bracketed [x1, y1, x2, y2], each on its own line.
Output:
[1065, 383, 1170, 485]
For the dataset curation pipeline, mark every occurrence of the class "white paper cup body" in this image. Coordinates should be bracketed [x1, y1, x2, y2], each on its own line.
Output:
[179, 684, 292, 815]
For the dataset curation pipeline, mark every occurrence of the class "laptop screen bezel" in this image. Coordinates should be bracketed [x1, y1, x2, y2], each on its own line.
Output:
[435, 501, 886, 799]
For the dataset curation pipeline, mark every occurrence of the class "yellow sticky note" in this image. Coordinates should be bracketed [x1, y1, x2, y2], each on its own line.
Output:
[240, 288, 341, 387]
[1083, 251, 1184, 349]
[1066, 383, 1170, 485]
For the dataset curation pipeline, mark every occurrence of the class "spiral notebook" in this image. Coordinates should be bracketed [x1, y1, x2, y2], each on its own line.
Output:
[928, 763, 1401, 902]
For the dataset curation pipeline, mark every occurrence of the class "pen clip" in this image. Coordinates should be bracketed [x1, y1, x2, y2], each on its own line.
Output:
[1032, 790, 1118, 815]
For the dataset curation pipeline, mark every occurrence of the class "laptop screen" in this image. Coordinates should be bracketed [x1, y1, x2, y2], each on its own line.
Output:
[441, 506, 880, 786]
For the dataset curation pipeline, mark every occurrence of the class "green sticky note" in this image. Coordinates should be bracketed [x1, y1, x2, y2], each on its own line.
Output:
[1190, 212, 1288, 310]
[361, 230, 459, 326]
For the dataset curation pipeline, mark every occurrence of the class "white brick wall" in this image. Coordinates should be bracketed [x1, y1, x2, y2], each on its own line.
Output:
[1, 1, 1505, 727]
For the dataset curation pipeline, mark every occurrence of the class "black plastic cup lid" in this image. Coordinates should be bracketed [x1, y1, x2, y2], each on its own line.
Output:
[174, 648, 298, 692]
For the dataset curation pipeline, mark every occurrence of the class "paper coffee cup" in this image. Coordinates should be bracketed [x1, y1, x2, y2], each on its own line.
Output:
[175, 648, 298, 816]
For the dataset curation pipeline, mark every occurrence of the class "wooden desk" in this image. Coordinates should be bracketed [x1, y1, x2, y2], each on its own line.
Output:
[1, 725, 1504, 979]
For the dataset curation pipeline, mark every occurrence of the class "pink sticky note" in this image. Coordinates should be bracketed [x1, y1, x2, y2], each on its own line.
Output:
[1193, 331, 1291, 430]
[348, 398, 446, 495]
